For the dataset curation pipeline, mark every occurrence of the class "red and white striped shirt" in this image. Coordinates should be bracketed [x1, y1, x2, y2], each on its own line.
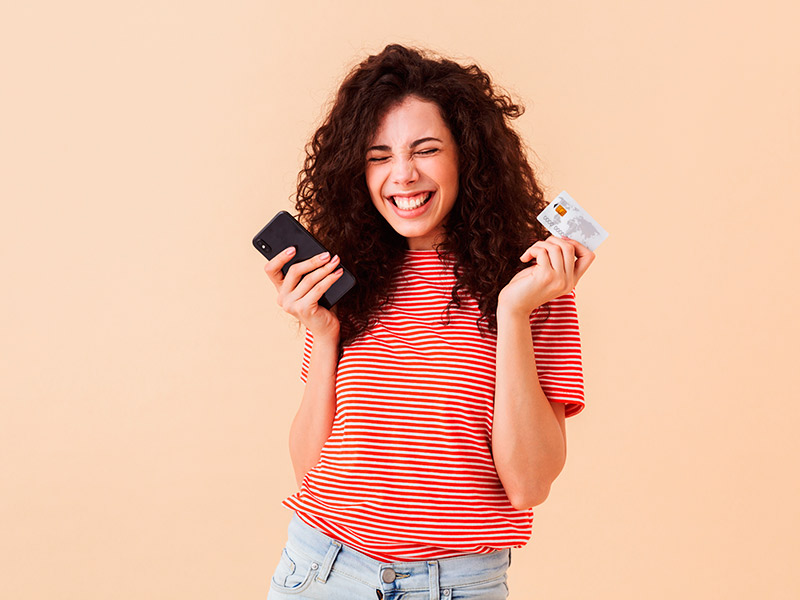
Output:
[282, 249, 584, 561]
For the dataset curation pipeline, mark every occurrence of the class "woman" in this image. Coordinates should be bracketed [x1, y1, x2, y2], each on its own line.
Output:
[263, 43, 594, 599]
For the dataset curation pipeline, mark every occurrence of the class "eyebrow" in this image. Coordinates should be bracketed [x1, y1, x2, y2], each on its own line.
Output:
[366, 137, 443, 153]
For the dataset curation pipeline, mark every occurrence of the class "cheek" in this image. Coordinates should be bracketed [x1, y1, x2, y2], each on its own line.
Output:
[441, 164, 459, 211]
[431, 160, 458, 189]
[446, 162, 459, 190]
[365, 172, 382, 200]
[365, 178, 384, 212]
[368, 170, 395, 210]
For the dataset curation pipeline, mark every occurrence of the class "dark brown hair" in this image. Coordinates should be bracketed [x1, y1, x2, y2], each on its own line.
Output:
[294, 43, 550, 347]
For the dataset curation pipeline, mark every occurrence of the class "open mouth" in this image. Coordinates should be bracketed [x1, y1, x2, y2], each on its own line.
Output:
[390, 191, 433, 211]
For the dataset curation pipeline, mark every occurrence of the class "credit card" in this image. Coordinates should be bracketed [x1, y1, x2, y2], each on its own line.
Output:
[536, 191, 608, 251]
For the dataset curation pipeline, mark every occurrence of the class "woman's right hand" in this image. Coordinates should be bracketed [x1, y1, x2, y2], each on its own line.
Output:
[264, 247, 344, 340]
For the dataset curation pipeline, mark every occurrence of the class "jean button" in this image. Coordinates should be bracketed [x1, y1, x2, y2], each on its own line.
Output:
[381, 568, 397, 583]
[311, 562, 319, 570]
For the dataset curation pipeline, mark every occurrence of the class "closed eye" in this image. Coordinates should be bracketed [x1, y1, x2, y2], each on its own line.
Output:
[367, 148, 440, 163]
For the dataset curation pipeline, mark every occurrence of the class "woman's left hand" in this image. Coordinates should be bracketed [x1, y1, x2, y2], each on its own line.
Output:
[497, 236, 595, 317]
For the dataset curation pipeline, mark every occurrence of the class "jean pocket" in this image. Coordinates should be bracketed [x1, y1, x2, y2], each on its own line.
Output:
[270, 546, 319, 595]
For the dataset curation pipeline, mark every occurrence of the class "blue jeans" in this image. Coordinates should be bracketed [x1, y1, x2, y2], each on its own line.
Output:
[268, 515, 510, 599]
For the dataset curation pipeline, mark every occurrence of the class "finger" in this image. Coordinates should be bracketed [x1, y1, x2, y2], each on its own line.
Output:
[560, 238, 596, 282]
[547, 236, 576, 277]
[526, 245, 552, 270]
[539, 240, 566, 277]
[520, 239, 549, 263]
[301, 267, 345, 306]
[264, 246, 297, 288]
[286, 254, 341, 302]
[520, 245, 535, 263]
[284, 251, 333, 291]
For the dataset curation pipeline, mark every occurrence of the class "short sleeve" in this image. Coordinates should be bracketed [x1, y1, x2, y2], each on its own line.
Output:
[529, 289, 585, 417]
[299, 328, 314, 384]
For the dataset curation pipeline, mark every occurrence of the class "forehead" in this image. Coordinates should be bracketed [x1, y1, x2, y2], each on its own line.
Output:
[369, 96, 451, 144]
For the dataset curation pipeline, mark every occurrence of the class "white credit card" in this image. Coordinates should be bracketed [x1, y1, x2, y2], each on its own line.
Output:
[536, 191, 608, 251]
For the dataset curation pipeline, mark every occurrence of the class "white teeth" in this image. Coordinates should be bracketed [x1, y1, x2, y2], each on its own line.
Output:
[392, 192, 432, 210]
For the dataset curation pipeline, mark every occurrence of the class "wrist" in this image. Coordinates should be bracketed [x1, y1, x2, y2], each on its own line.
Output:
[309, 324, 340, 346]
[496, 300, 538, 325]
[496, 309, 534, 336]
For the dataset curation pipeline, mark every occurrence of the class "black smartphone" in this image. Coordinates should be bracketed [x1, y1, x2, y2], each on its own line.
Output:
[252, 211, 356, 309]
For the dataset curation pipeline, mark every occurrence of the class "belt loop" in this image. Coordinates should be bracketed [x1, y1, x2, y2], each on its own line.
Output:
[316, 540, 342, 583]
[427, 560, 440, 600]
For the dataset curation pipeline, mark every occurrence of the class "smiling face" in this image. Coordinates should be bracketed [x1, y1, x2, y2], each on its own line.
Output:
[365, 96, 459, 250]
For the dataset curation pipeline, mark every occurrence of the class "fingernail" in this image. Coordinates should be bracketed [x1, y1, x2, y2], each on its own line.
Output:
[284, 246, 296, 255]
[334, 268, 343, 275]
[318, 251, 330, 260]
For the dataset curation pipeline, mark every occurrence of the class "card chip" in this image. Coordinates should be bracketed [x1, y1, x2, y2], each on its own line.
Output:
[555, 204, 567, 217]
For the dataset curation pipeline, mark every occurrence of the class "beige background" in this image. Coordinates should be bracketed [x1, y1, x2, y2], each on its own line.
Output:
[2, 0, 798, 598]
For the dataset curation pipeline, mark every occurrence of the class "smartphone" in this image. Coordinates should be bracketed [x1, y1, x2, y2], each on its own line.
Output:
[252, 211, 356, 309]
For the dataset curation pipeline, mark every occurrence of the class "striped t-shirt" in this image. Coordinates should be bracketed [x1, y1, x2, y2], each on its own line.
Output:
[282, 249, 584, 561]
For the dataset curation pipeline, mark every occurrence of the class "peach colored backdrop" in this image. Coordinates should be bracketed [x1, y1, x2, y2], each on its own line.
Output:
[2, 1, 798, 598]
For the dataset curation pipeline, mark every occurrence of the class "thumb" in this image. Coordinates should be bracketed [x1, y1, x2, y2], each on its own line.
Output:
[568, 239, 596, 281]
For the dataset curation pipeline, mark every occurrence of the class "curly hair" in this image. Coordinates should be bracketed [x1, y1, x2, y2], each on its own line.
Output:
[294, 43, 551, 348]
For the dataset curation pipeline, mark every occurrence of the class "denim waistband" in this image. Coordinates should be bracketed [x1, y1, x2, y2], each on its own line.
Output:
[286, 514, 511, 593]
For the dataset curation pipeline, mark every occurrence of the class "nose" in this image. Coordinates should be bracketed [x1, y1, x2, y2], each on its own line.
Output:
[390, 155, 418, 185]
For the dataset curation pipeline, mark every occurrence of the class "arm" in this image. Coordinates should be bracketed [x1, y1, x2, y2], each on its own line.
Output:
[263, 247, 344, 488]
[493, 236, 594, 510]
[493, 309, 567, 510]
[288, 330, 339, 487]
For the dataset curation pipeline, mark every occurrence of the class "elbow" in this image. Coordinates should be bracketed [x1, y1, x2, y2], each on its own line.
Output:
[497, 448, 566, 511]
[501, 460, 564, 510]
[508, 483, 552, 511]
[288, 438, 313, 489]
